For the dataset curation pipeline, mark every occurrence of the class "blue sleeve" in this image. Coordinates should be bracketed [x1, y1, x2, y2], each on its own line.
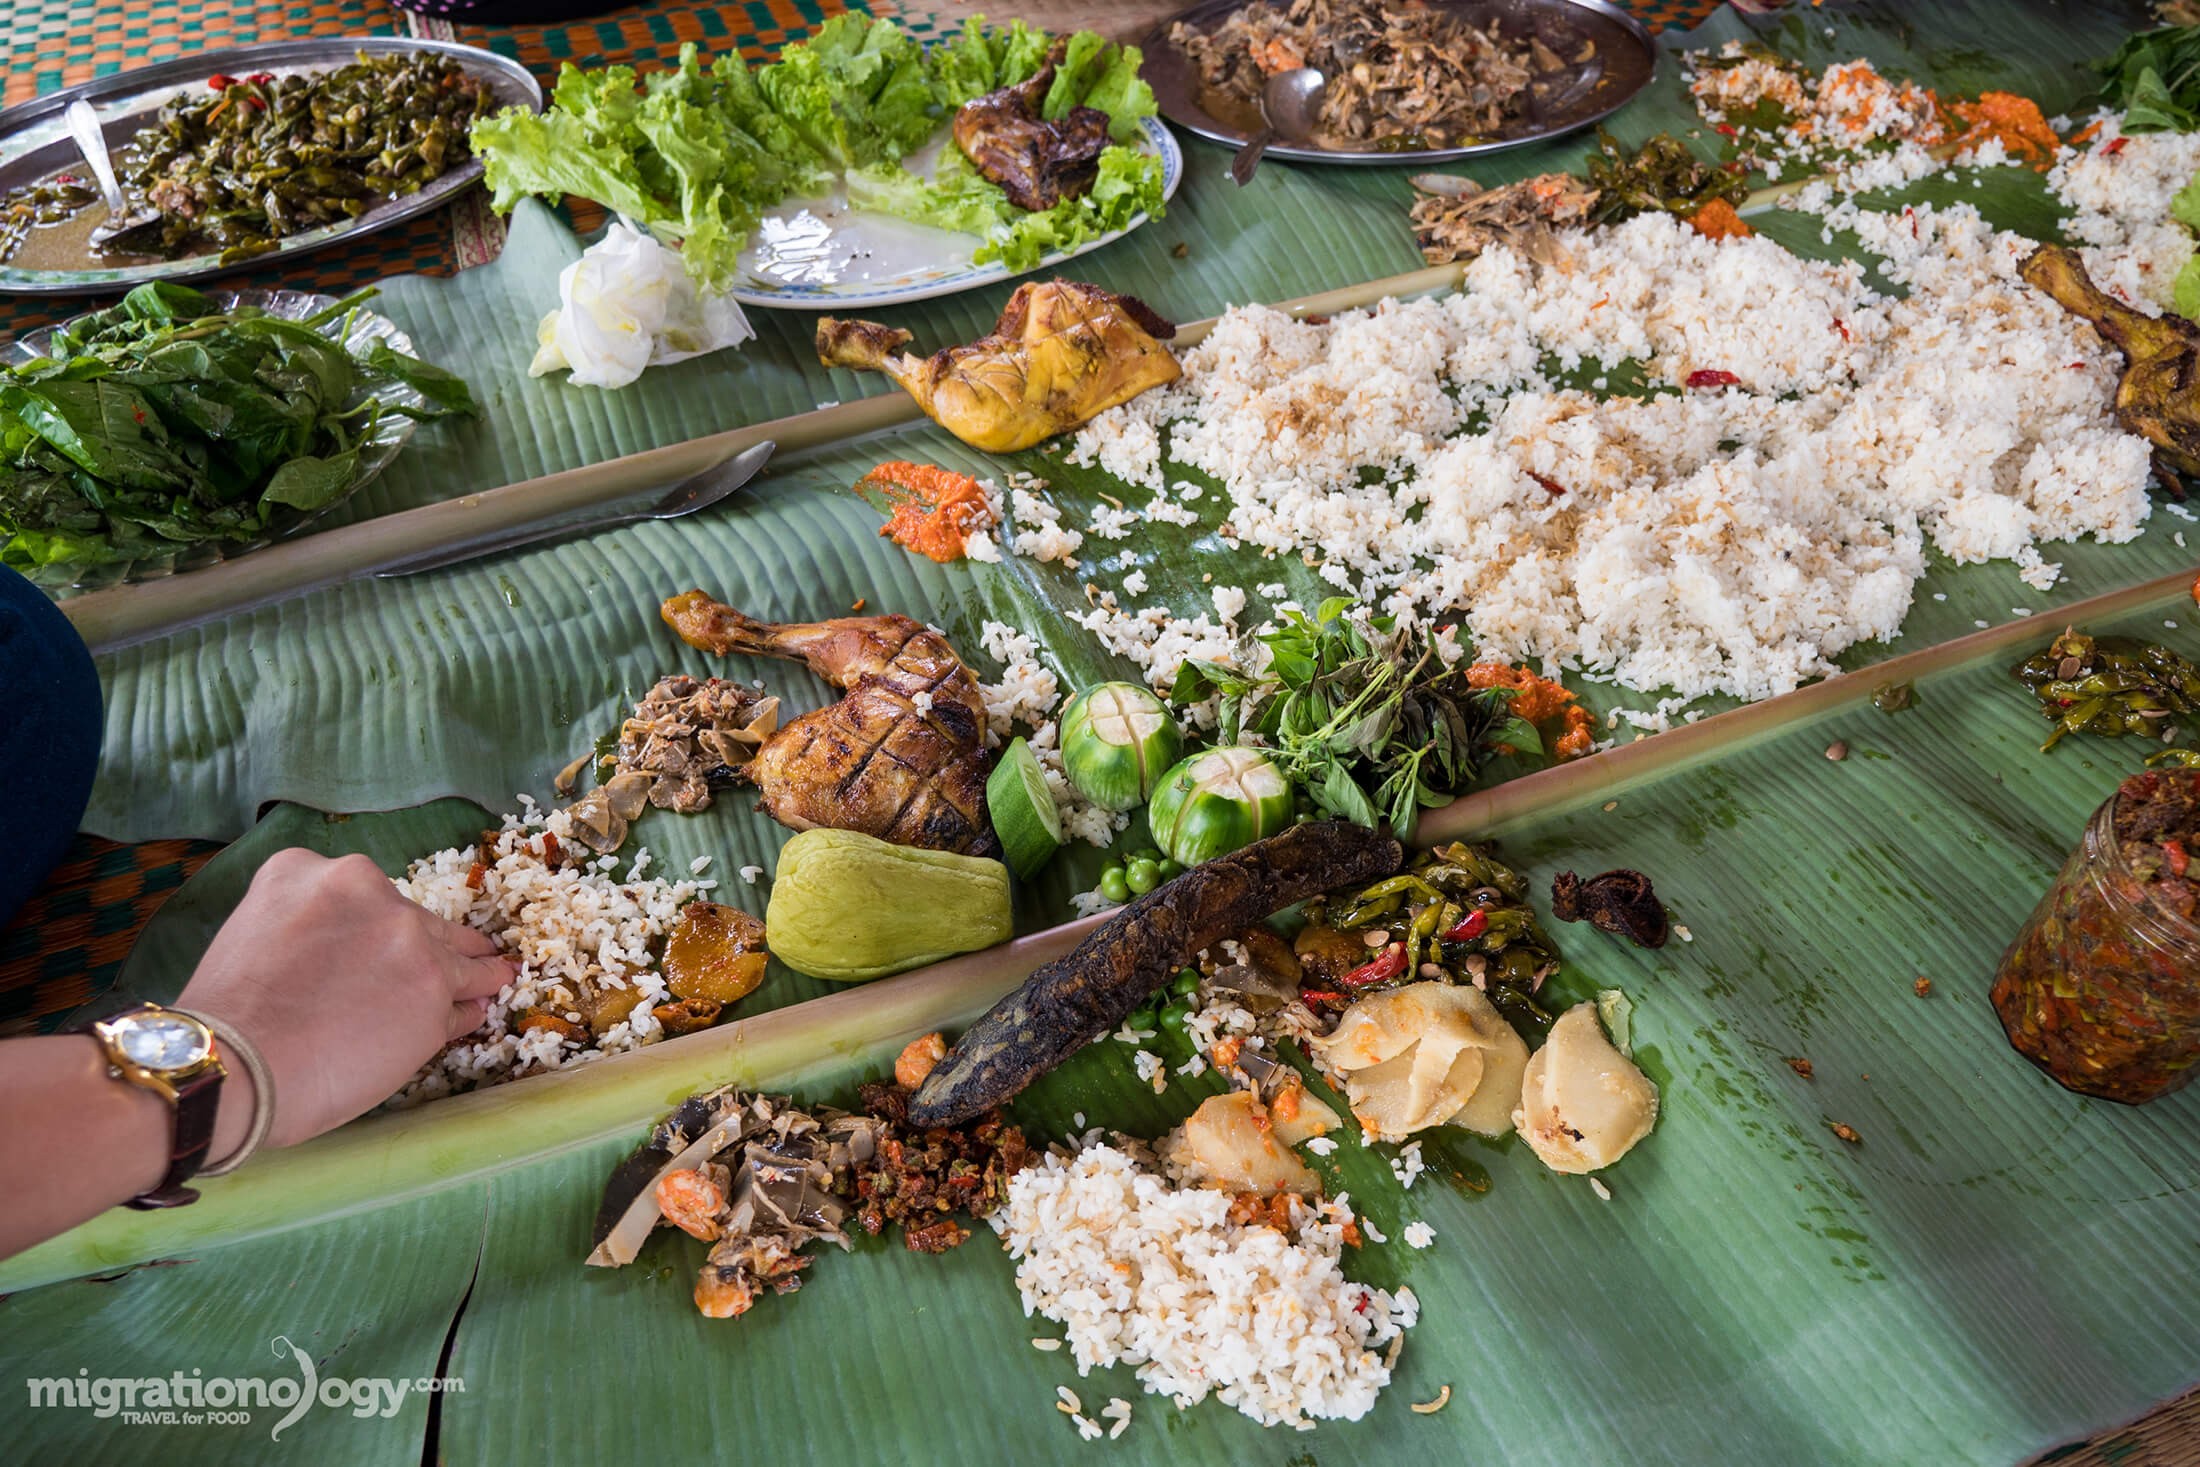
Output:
[0, 567, 102, 927]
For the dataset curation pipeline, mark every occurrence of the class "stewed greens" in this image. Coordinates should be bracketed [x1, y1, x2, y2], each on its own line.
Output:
[0, 281, 477, 574]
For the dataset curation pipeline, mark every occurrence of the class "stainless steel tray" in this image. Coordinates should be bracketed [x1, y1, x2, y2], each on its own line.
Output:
[0, 38, 541, 296]
[1142, 0, 1657, 166]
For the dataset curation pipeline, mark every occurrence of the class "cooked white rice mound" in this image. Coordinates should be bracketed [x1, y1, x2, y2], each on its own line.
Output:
[387, 801, 713, 1107]
[993, 1143, 1416, 1429]
[1069, 205, 2152, 703]
[2047, 117, 2200, 316]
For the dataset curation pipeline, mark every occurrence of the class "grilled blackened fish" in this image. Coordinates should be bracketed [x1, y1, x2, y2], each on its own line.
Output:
[907, 821, 1403, 1126]
[661, 593, 996, 857]
[815, 280, 1181, 454]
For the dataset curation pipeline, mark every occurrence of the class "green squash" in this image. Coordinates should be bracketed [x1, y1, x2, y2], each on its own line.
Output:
[764, 828, 1013, 982]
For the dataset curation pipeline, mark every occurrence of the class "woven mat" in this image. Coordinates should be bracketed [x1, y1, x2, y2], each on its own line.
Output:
[1, 0, 2191, 1459]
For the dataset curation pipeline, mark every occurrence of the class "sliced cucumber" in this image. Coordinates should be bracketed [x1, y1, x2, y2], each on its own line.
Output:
[986, 736, 1064, 879]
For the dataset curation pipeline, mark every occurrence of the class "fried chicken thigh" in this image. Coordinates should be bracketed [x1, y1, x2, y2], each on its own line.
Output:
[814, 280, 1181, 453]
[660, 593, 996, 856]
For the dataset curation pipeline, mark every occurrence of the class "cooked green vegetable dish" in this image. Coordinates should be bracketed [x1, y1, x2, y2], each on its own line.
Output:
[2014, 628, 2200, 751]
[0, 52, 495, 266]
[0, 280, 478, 574]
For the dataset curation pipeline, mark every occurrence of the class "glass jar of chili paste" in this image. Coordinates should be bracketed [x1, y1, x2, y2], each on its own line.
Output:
[1991, 767, 2200, 1104]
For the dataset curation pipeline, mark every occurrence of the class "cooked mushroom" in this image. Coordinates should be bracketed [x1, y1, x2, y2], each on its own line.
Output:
[1308, 981, 1526, 1140]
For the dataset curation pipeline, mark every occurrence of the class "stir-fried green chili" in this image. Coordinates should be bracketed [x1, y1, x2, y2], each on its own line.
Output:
[1303, 842, 1562, 1040]
[2013, 628, 2200, 751]
[1585, 130, 1750, 225]
[0, 52, 494, 265]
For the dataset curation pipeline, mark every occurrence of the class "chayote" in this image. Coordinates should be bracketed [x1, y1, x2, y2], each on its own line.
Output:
[765, 828, 1013, 983]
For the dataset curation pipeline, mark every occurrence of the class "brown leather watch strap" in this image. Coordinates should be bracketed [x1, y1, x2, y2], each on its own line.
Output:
[122, 1064, 222, 1211]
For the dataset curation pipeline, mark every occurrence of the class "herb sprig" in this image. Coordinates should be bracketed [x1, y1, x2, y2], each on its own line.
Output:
[1169, 597, 1539, 838]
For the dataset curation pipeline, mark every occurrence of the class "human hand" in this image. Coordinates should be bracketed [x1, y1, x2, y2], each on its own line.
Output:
[176, 849, 514, 1151]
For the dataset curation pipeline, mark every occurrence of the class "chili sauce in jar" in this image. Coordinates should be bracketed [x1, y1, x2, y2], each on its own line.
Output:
[1990, 767, 2200, 1104]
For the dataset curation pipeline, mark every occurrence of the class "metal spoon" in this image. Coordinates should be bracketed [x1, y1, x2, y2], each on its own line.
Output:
[1229, 67, 1327, 187]
[371, 439, 775, 578]
[65, 100, 161, 248]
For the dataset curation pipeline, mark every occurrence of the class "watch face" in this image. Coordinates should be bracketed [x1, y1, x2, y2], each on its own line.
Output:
[113, 1012, 211, 1071]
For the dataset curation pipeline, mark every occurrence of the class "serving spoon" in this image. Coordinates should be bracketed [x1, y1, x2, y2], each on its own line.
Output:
[65, 100, 161, 248]
[371, 439, 776, 578]
[1230, 67, 1327, 187]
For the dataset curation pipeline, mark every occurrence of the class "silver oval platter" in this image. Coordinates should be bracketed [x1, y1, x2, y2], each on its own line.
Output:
[0, 38, 541, 295]
[1142, 0, 1658, 166]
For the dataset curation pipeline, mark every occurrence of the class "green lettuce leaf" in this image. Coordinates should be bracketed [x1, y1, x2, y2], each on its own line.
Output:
[933, 17, 1004, 108]
[2175, 253, 2200, 321]
[1081, 44, 1159, 143]
[1041, 33, 1114, 122]
[995, 19, 1052, 88]
[758, 14, 939, 170]
[847, 155, 1012, 237]
[972, 144, 1165, 273]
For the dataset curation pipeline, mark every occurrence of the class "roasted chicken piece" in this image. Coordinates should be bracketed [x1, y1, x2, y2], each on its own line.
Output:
[2021, 243, 2200, 480]
[953, 59, 1111, 212]
[815, 280, 1181, 453]
[661, 593, 996, 856]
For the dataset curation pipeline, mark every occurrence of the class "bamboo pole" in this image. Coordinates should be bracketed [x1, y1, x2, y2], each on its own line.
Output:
[1421, 564, 2200, 843]
[59, 261, 1467, 656]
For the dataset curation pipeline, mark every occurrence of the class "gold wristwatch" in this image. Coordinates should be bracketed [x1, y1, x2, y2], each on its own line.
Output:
[82, 1003, 228, 1209]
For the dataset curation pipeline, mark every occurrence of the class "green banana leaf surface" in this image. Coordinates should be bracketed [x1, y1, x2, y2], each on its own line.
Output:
[10, 0, 2200, 1463]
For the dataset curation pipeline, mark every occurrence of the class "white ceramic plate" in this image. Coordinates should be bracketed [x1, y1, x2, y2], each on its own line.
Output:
[730, 118, 1184, 311]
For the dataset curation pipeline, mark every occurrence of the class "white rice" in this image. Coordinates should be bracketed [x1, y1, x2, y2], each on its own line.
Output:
[1403, 1221, 1436, 1250]
[387, 803, 715, 1106]
[1066, 205, 2151, 704]
[993, 1143, 1416, 1429]
[2047, 116, 2200, 316]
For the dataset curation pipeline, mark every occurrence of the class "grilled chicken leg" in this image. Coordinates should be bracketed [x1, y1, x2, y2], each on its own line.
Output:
[815, 280, 1181, 453]
[661, 592, 996, 856]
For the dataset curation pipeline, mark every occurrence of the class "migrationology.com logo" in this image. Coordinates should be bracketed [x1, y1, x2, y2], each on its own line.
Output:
[26, 1336, 464, 1439]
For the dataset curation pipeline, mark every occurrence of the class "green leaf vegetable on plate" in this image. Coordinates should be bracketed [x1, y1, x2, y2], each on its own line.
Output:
[0, 281, 477, 576]
[471, 14, 1166, 290]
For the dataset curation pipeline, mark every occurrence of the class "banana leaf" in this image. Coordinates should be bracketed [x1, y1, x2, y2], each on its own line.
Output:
[11, 575, 2200, 1465]
[12, 0, 2200, 1462]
